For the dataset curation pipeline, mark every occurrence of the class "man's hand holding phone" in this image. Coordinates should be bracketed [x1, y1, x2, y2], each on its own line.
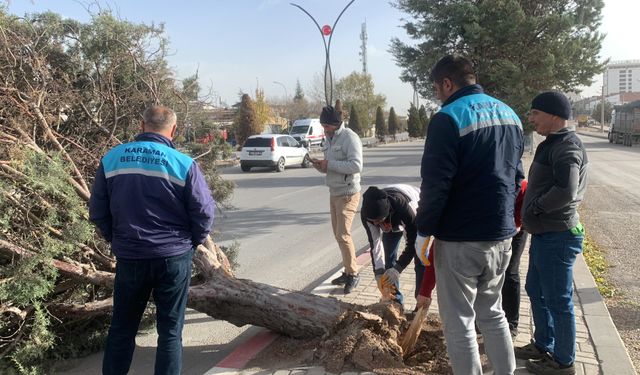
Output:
[310, 157, 328, 173]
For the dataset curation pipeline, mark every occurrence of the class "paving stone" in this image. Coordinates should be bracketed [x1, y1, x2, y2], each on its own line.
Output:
[301, 368, 326, 375]
[582, 363, 601, 375]
[575, 354, 600, 366]
[578, 342, 595, 354]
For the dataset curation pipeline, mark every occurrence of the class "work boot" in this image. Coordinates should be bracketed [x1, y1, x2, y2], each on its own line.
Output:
[344, 274, 359, 294]
[331, 272, 348, 285]
[515, 340, 547, 360]
[526, 354, 575, 375]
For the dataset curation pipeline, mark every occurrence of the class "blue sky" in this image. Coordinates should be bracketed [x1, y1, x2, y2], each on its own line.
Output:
[5, 0, 638, 112]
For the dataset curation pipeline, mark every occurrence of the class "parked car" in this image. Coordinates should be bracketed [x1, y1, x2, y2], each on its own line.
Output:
[239, 134, 312, 172]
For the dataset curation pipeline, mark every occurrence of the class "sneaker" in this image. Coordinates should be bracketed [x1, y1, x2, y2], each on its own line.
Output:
[344, 274, 359, 294]
[526, 354, 575, 375]
[331, 272, 348, 285]
[515, 340, 546, 360]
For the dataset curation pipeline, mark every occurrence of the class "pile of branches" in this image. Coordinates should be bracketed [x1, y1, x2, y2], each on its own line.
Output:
[0, 9, 232, 372]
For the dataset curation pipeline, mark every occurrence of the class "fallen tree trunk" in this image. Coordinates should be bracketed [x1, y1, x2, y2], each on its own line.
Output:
[0, 236, 355, 339]
[188, 277, 352, 339]
[188, 237, 354, 339]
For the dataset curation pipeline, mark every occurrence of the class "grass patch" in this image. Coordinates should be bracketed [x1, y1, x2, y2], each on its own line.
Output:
[582, 234, 617, 298]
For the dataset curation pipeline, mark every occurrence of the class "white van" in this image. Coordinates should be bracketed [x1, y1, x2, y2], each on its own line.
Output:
[289, 118, 325, 147]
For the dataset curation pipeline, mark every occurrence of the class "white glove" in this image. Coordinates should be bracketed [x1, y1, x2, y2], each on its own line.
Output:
[415, 234, 433, 266]
[382, 267, 400, 286]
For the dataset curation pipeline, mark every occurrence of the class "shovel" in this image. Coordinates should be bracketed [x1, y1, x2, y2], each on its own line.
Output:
[400, 302, 429, 357]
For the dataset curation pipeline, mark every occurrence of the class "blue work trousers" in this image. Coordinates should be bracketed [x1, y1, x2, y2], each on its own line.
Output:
[382, 231, 425, 305]
[103, 249, 193, 375]
[525, 230, 583, 366]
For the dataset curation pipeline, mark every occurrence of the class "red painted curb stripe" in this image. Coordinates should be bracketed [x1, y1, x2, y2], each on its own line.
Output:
[356, 250, 371, 265]
[216, 329, 278, 369]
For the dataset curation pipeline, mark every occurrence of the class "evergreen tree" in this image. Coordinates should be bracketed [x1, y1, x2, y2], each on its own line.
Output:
[388, 107, 398, 137]
[375, 106, 387, 138]
[293, 79, 304, 102]
[418, 104, 429, 137]
[348, 105, 363, 137]
[591, 101, 613, 124]
[391, 0, 606, 127]
[407, 103, 421, 138]
[236, 94, 259, 146]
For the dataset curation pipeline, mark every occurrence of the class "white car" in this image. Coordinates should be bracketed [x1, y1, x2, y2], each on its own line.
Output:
[239, 134, 312, 172]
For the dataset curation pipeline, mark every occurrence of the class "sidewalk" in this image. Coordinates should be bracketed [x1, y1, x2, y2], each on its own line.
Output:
[208, 243, 635, 375]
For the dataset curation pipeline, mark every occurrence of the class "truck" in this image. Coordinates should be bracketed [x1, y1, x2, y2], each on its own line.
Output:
[577, 114, 589, 127]
[608, 100, 640, 147]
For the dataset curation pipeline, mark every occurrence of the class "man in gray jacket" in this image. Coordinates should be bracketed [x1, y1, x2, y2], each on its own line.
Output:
[516, 92, 588, 375]
[313, 105, 363, 294]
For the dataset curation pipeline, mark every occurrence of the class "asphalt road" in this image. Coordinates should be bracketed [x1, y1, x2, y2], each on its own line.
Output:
[59, 139, 425, 375]
[573, 130, 640, 369]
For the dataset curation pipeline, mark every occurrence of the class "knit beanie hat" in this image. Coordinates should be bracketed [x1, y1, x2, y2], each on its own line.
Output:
[320, 105, 342, 126]
[531, 91, 572, 120]
[362, 186, 390, 221]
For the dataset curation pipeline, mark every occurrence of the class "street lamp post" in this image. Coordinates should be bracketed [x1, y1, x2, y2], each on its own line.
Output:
[273, 81, 288, 101]
[291, 0, 357, 106]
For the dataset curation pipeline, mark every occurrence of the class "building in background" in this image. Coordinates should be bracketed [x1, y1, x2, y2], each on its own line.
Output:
[604, 60, 640, 96]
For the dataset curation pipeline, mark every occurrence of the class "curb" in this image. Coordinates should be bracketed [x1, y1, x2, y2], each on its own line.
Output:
[577, 130, 609, 140]
[574, 253, 637, 374]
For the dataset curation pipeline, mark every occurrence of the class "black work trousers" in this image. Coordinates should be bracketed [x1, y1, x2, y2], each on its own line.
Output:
[501, 229, 529, 330]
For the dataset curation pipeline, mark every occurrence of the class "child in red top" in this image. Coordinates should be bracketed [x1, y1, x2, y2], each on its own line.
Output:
[415, 180, 528, 324]
[415, 241, 435, 310]
[502, 179, 529, 338]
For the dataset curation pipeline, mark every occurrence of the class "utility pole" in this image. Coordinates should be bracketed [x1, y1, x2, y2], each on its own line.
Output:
[273, 81, 288, 101]
[601, 72, 605, 133]
[359, 20, 368, 75]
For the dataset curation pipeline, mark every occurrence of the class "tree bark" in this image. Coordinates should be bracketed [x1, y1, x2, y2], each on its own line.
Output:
[187, 237, 354, 339]
[0, 239, 114, 287]
[188, 277, 352, 339]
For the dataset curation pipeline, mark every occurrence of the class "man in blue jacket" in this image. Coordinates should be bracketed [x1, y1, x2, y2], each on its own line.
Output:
[415, 55, 524, 375]
[89, 105, 215, 375]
